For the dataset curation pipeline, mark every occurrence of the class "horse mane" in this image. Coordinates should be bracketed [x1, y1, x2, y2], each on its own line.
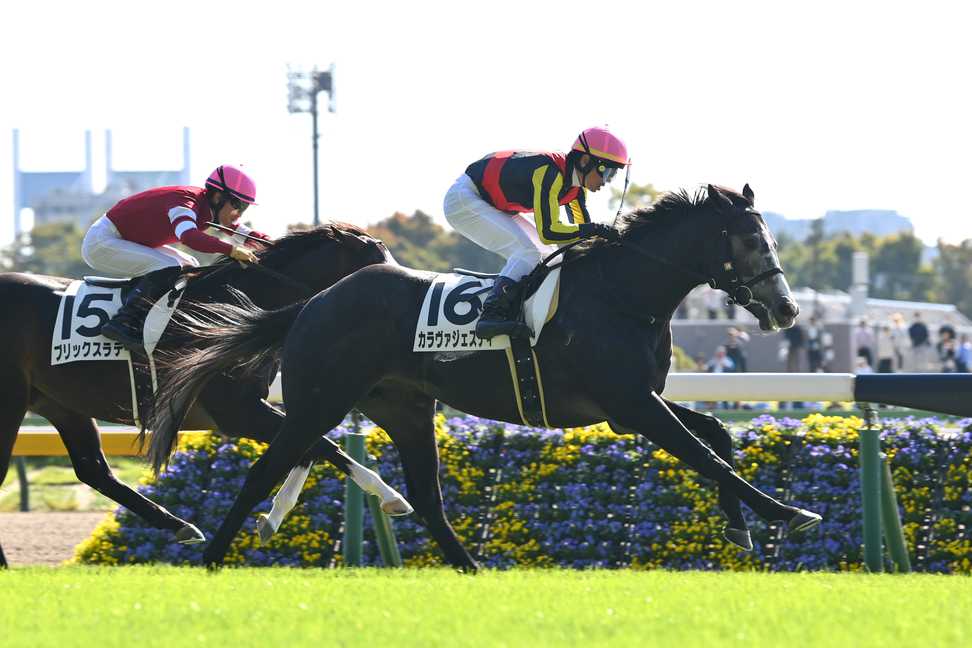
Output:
[256, 222, 383, 266]
[201, 221, 383, 271]
[569, 185, 748, 259]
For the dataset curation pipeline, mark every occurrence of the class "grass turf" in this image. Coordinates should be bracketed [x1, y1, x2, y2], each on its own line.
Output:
[0, 567, 968, 647]
[0, 457, 148, 512]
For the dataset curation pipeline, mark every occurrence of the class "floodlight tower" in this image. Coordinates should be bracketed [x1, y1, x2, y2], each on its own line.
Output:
[288, 64, 336, 226]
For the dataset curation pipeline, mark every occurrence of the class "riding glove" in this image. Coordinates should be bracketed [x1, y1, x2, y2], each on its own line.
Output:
[578, 222, 621, 242]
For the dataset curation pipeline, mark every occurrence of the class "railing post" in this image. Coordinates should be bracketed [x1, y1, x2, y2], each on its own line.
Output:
[15, 457, 29, 512]
[342, 414, 366, 567]
[366, 493, 402, 567]
[858, 404, 883, 572]
[880, 459, 912, 573]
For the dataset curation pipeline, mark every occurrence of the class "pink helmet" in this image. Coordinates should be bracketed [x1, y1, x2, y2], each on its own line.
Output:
[205, 164, 257, 205]
[571, 126, 630, 167]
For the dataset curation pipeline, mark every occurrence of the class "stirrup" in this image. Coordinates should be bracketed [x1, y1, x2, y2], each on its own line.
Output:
[475, 317, 531, 340]
[101, 318, 143, 350]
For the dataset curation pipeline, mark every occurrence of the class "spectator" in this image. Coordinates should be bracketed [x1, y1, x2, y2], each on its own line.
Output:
[705, 345, 735, 409]
[782, 323, 806, 373]
[937, 329, 958, 373]
[854, 356, 874, 375]
[693, 352, 707, 372]
[705, 345, 736, 373]
[854, 318, 875, 369]
[908, 312, 932, 371]
[938, 319, 957, 343]
[957, 335, 972, 373]
[703, 287, 723, 320]
[724, 326, 750, 373]
[908, 311, 930, 347]
[890, 313, 909, 370]
[724, 300, 737, 321]
[875, 324, 897, 373]
[806, 316, 825, 372]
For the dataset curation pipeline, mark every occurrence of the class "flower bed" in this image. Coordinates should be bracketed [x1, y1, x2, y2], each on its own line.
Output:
[75, 414, 972, 572]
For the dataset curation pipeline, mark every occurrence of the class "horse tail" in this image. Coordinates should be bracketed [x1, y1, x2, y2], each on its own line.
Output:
[141, 290, 304, 474]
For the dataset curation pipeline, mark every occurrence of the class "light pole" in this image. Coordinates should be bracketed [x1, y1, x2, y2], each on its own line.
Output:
[288, 64, 336, 227]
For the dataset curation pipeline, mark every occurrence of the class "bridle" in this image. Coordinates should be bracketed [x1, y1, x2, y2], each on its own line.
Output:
[705, 225, 784, 307]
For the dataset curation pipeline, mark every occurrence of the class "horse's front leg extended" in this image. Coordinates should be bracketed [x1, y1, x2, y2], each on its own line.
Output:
[607, 392, 820, 532]
[662, 398, 751, 550]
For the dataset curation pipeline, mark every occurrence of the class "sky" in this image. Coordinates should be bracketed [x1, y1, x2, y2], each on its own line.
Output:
[1, 0, 970, 246]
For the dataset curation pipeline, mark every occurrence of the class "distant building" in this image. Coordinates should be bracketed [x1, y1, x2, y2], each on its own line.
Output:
[12, 127, 191, 234]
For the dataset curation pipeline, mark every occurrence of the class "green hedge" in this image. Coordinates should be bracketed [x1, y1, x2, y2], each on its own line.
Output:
[76, 413, 972, 572]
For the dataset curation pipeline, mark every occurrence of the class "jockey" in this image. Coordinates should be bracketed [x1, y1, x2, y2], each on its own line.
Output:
[444, 126, 630, 339]
[81, 164, 271, 349]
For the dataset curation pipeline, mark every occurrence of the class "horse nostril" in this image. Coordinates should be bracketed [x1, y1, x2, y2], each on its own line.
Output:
[778, 300, 799, 319]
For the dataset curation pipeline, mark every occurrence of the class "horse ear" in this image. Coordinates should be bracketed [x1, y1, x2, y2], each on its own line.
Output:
[742, 183, 755, 205]
[707, 184, 733, 211]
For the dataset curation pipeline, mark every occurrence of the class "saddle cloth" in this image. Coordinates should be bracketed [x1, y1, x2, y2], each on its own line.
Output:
[412, 268, 561, 353]
[51, 278, 184, 426]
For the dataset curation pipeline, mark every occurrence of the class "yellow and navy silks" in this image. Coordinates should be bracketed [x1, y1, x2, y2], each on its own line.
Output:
[464, 151, 591, 244]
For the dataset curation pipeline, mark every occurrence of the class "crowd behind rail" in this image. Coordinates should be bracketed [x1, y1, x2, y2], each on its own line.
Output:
[681, 285, 971, 376]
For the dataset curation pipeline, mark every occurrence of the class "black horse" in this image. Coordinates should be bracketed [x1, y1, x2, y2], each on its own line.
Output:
[0, 223, 409, 568]
[150, 185, 821, 570]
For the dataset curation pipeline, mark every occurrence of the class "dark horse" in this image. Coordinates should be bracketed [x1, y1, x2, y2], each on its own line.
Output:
[150, 184, 822, 570]
[0, 223, 410, 568]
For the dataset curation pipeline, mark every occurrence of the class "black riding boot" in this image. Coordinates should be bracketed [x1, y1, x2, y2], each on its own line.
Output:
[475, 276, 530, 340]
[101, 266, 181, 350]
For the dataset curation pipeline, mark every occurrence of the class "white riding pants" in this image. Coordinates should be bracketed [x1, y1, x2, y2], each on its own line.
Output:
[81, 215, 199, 277]
[443, 174, 555, 281]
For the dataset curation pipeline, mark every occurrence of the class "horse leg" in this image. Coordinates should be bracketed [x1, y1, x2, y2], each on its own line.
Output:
[359, 387, 479, 572]
[255, 434, 412, 544]
[199, 388, 410, 544]
[0, 368, 30, 568]
[662, 398, 751, 551]
[202, 409, 349, 568]
[607, 392, 820, 532]
[36, 402, 205, 544]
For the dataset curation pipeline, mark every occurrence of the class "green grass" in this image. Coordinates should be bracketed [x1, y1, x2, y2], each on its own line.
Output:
[0, 567, 968, 647]
[0, 457, 149, 512]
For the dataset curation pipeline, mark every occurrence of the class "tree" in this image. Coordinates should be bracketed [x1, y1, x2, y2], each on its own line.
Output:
[609, 181, 660, 213]
[366, 210, 503, 273]
[0, 221, 90, 278]
[870, 232, 934, 301]
[934, 240, 972, 318]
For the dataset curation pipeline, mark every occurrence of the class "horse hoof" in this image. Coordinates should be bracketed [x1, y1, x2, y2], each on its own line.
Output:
[724, 527, 753, 551]
[175, 523, 206, 544]
[788, 508, 823, 533]
[381, 497, 414, 517]
[256, 514, 276, 545]
[457, 562, 480, 575]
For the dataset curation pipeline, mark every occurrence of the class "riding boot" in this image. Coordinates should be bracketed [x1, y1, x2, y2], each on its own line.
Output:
[101, 266, 181, 350]
[475, 276, 531, 340]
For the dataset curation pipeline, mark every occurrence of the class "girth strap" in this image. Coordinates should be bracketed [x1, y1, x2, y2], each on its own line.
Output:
[505, 337, 549, 427]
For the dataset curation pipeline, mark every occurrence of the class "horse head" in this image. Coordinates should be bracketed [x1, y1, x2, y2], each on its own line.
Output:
[704, 184, 798, 331]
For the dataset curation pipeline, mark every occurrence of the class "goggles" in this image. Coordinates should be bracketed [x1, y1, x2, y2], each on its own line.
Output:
[598, 164, 619, 183]
[228, 196, 249, 213]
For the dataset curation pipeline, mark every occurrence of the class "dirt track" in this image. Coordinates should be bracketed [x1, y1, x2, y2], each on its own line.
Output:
[0, 512, 107, 566]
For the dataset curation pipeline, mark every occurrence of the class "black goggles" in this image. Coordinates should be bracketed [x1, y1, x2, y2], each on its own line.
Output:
[228, 196, 249, 212]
